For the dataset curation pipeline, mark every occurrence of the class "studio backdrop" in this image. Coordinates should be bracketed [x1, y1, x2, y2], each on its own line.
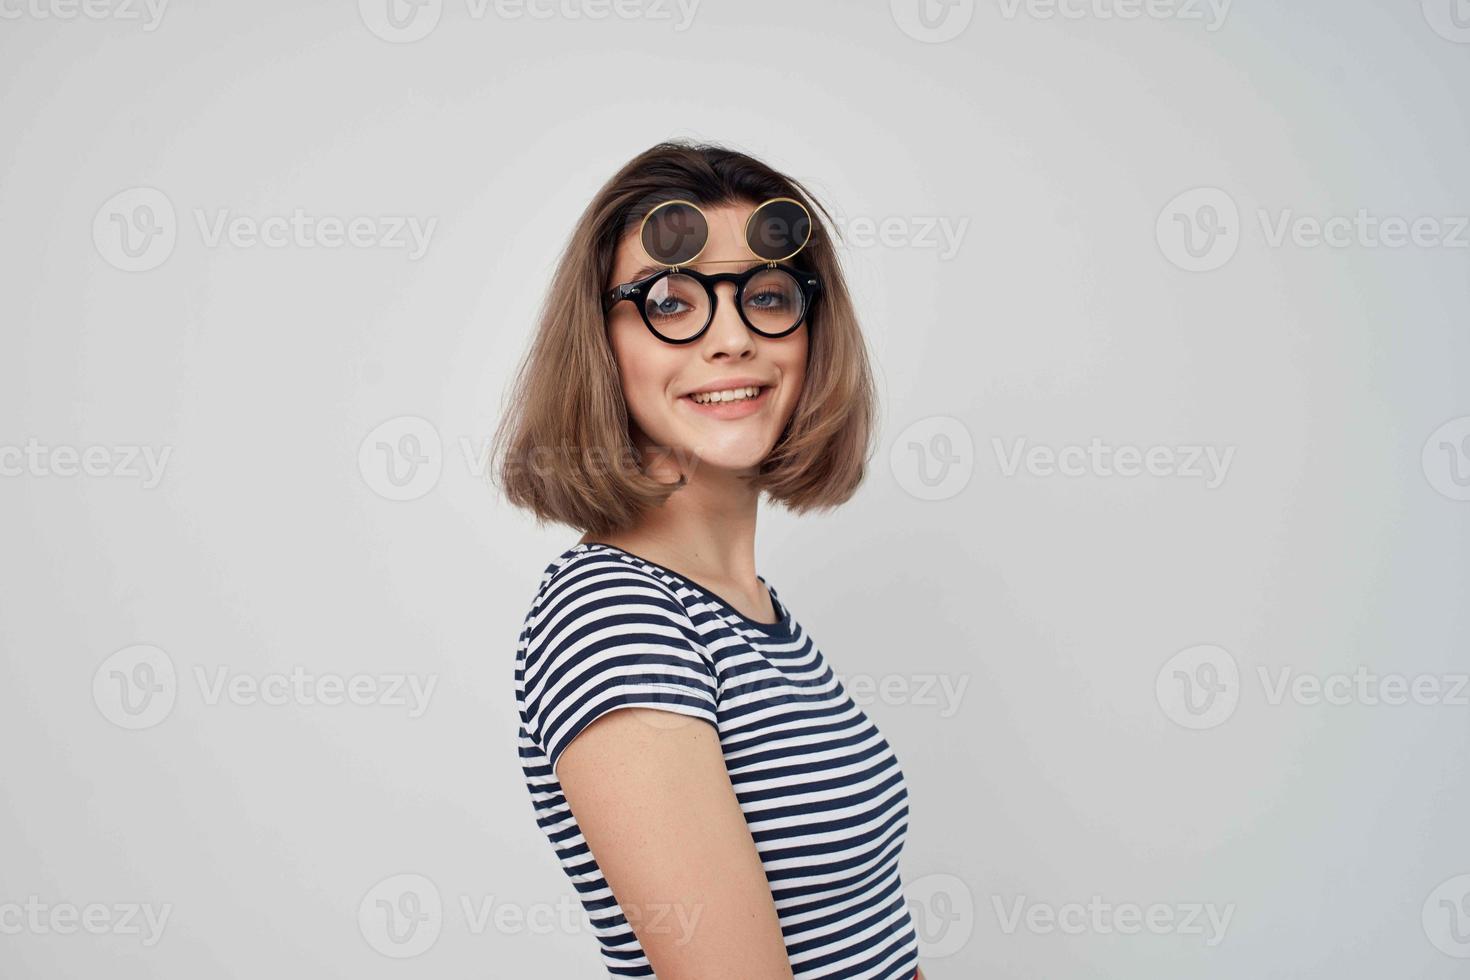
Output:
[3, 0, 1469, 976]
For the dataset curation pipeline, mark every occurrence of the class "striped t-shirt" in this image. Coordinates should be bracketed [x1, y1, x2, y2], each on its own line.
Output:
[514, 542, 920, 979]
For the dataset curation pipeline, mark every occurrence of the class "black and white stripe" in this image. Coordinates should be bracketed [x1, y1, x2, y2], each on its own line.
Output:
[515, 543, 919, 979]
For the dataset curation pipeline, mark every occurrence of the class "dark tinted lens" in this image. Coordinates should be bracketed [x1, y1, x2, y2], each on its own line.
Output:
[641, 202, 708, 266]
[643, 274, 710, 341]
[746, 199, 812, 261]
[742, 268, 805, 334]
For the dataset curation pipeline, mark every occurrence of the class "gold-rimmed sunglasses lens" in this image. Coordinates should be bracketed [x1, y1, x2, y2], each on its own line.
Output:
[746, 198, 812, 262]
[640, 200, 708, 267]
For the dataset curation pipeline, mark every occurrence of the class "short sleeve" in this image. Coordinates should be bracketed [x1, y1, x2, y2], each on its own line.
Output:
[520, 560, 719, 774]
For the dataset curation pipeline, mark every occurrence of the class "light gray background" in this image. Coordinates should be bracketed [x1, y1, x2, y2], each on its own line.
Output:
[3, 0, 1469, 976]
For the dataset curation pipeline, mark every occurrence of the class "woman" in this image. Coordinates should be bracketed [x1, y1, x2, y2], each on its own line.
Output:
[495, 141, 923, 979]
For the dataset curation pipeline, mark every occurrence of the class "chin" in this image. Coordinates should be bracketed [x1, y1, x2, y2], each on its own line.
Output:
[677, 436, 777, 475]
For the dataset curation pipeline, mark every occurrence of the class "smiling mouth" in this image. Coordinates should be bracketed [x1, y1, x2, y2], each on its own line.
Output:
[679, 384, 773, 415]
[684, 384, 768, 406]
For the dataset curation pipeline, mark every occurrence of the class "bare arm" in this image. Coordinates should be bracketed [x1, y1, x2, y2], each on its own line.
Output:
[557, 707, 795, 980]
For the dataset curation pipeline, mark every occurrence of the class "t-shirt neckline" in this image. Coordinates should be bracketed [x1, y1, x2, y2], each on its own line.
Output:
[577, 542, 794, 636]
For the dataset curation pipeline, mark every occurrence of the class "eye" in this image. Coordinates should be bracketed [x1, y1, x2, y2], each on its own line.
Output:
[650, 296, 693, 318]
[746, 288, 792, 310]
[645, 274, 705, 322]
[742, 268, 802, 316]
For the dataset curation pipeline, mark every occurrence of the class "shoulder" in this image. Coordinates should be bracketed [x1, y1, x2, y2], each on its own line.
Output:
[517, 544, 719, 771]
[521, 544, 704, 663]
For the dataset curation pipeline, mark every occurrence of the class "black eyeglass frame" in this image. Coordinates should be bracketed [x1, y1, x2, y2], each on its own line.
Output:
[602, 262, 822, 346]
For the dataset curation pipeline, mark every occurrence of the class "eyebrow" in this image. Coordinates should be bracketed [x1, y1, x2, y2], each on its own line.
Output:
[622, 258, 765, 283]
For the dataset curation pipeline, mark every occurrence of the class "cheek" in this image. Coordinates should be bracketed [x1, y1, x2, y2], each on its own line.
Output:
[609, 322, 678, 416]
[778, 333, 809, 399]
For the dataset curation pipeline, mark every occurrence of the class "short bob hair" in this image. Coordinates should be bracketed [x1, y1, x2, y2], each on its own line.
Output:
[492, 140, 877, 537]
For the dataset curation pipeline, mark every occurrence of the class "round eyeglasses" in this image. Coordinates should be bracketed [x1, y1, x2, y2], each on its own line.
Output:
[603, 262, 821, 345]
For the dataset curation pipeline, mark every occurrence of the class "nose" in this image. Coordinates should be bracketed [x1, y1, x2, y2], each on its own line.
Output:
[700, 281, 756, 360]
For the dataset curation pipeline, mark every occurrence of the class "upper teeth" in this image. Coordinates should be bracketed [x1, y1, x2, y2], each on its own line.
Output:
[691, 386, 761, 405]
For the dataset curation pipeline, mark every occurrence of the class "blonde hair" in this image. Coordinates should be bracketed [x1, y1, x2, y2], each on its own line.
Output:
[491, 140, 877, 537]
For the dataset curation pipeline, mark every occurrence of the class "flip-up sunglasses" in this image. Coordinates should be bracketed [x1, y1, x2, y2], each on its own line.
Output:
[603, 197, 822, 345]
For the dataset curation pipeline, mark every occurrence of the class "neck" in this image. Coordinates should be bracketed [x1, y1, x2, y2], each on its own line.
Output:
[580, 437, 761, 587]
